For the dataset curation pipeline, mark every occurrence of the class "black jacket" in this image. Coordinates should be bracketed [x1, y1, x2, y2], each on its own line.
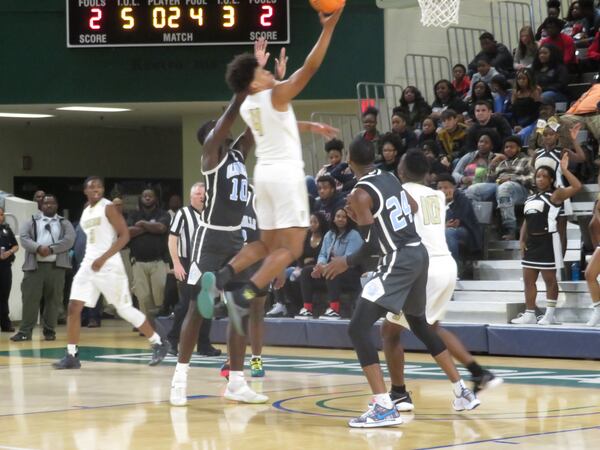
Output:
[447, 190, 483, 252]
[468, 43, 514, 78]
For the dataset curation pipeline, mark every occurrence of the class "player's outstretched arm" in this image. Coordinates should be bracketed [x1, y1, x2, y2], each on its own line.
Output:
[272, 7, 343, 109]
[201, 93, 247, 171]
[297, 121, 339, 139]
[92, 204, 130, 271]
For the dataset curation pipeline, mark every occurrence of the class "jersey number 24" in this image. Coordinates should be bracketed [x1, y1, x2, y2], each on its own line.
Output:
[386, 191, 413, 231]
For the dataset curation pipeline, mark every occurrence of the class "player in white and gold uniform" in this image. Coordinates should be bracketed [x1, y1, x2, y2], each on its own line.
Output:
[53, 177, 169, 369]
[381, 151, 502, 410]
[198, 8, 344, 335]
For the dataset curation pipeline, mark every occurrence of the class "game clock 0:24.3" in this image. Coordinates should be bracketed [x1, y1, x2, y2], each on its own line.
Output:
[67, 0, 290, 48]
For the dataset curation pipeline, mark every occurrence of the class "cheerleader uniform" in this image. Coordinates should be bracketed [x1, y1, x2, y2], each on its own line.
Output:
[533, 147, 572, 216]
[521, 191, 562, 270]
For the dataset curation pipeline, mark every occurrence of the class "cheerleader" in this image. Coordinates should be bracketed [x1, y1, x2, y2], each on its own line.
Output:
[532, 118, 585, 259]
[513, 153, 582, 325]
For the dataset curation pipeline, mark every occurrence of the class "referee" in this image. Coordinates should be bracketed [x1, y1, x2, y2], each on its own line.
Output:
[167, 182, 221, 356]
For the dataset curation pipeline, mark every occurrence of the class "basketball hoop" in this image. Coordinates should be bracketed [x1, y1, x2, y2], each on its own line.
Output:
[418, 0, 460, 28]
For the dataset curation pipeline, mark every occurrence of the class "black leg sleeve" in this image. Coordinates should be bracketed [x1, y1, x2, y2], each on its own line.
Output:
[348, 297, 389, 367]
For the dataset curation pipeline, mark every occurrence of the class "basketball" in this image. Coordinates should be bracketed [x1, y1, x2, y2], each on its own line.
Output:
[309, 0, 345, 15]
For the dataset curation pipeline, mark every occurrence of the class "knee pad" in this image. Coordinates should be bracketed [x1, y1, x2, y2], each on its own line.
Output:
[117, 305, 146, 329]
[405, 314, 446, 357]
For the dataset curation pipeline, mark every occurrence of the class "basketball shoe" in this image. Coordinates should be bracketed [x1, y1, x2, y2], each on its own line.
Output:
[452, 386, 480, 411]
[348, 403, 403, 428]
[170, 372, 188, 407]
[472, 369, 503, 394]
[53, 352, 81, 370]
[250, 357, 265, 377]
[224, 382, 268, 404]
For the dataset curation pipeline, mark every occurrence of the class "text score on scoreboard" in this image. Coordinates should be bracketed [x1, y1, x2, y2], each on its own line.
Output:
[67, 0, 290, 47]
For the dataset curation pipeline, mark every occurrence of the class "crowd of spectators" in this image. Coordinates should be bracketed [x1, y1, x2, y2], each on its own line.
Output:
[267, 2, 600, 318]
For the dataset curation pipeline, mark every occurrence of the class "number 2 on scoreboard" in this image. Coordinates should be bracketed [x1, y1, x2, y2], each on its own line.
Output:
[89, 8, 102, 30]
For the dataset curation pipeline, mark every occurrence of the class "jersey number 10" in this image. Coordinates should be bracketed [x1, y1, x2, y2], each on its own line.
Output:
[230, 178, 248, 202]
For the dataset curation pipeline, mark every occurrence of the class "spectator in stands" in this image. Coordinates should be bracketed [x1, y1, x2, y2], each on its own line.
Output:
[465, 136, 533, 240]
[563, 1, 590, 44]
[393, 86, 432, 130]
[465, 100, 513, 150]
[541, 17, 577, 66]
[437, 109, 468, 163]
[355, 107, 382, 153]
[313, 175, 345, 223]
[377, 132, 403, 176]
[563, 74, 600, 140]
[528, 99, 575, 150]
[454, 130, 500, 188]
[417, 116, 440, 149]
[437, 174, 482, 264]
[0, 207, 19, 332]
[390, 111, 418, 152]
[11, 195, 75, 342]
[268, 212, 328, 317]
[579, 0, 600, 40]
[167, 194, 182, 221]
[127, 189, 171, 319]
[535, 0, 564, 40]
[452, 64, 471, 99]
[578, 30, 600, 71]
[512, 156, 582, 325]
[491, 74, 513, 118]
[468, 32, 514, 78]
[423, 140, 451, 184]
[512, 68, 542, 145]
[514, 26, 538, 70]
[296, 207, 362, 319]
[33, 190, 45, 211]
[467, 81, 496, 117]
[532, 43, 570, 104]
[431, 79, 469, 119]
[467, 59, 499, 99]
[314, 138, 350, 192]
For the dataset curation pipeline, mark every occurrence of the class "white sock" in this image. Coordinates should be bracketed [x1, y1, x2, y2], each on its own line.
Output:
[175, 363, 190, 375]
[544, 306, 556, 316]
[252, 355, 261, 360]
[452, 379, 466, 397]
[524, 309, 536, 315]
[67, 344, 77, 356]
[229, 371, 246, 389]
[374, 393, 393, 409]
[148, 332, 162, 345]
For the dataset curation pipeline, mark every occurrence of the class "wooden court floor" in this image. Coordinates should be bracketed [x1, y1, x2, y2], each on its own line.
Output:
[0, 321, 599, 450]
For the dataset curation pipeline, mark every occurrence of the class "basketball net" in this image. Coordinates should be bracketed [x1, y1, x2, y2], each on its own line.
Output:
[418, 0, 460, 28]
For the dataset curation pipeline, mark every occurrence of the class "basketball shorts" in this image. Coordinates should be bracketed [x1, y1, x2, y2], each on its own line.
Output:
[254, 163, 310, 230]
[522, 232, 563, 270]
[70, 259, 132, 309]
[186, 226, 253, 299]
[386, 254, 457, 327]
[360, 244, 429, 316]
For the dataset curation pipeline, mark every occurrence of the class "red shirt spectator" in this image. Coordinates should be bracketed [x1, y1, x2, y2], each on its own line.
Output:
[540, 17, 577, 65]
[587, 31, 600, 61]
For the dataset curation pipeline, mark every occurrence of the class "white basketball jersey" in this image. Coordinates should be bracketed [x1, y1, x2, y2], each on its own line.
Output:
[403, 182, 450, 258]
[80, 198, 119, 265]
[240, 88, 303, 167]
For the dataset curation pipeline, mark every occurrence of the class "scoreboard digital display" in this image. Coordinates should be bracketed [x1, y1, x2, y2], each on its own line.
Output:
[67, 0, 290, 48]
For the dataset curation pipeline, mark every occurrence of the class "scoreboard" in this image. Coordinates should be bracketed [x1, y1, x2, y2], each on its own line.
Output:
[67, 0, 290, 48]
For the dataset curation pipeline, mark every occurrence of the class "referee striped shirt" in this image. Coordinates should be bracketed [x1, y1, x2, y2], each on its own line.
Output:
[169, 205, 201, 259]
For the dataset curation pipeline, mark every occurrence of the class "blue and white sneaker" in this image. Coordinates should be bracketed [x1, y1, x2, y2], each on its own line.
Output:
[348, 403, 403, 428]
[197, 272, 219, 319]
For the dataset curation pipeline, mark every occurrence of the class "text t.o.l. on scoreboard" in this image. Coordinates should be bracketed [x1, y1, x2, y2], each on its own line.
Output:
[67, 0, 290, 48]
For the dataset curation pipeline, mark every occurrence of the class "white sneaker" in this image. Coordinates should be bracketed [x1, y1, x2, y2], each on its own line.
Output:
[295, 308, 313, 319]
[320, 308, 341, 320]
[511, 312, 537, 324]
[224, 383, 269, 404]
[537, 313, 559, 325]
[586, 307, 600, 326]
[170, 375, 188, 407]
[452, 387, 480, 411]
[266, 302, 287, 317]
